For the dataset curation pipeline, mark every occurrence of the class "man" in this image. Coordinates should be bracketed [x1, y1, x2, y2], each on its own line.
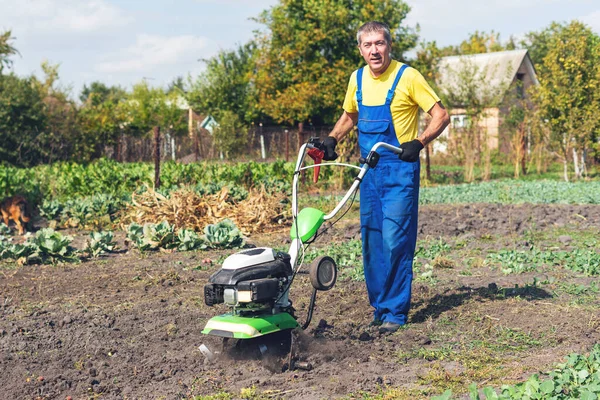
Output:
[322, 21, 449, 333]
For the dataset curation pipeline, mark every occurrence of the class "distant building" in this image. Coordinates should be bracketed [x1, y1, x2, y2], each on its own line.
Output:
[434, 49, 538, 153]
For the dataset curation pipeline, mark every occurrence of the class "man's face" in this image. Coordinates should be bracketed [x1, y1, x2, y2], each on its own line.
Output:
[358, 31, 392, 77]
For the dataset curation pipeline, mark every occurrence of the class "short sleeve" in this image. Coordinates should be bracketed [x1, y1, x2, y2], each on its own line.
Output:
[408, 69, 440, 113]
[342, 71, 359, 114]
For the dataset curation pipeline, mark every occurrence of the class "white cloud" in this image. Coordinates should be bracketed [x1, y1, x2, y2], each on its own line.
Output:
[96, 34, 209, 73]
[0, 0, 131, 34]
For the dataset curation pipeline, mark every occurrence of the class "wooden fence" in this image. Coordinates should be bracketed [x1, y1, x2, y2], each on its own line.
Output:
[104, 125, 335, 163]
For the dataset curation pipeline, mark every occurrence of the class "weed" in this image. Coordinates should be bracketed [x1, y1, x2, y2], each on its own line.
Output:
[432, 256, 454, 269]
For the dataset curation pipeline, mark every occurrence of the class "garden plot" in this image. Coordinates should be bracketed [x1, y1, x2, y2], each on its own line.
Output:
[0, 202, 599, 399]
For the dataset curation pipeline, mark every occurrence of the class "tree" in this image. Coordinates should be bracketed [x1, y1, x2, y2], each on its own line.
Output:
[0, 74, 46, 165]
[32, 62, 82, 163]
[211, 110, 249, 158]
[411, 40, 445, 86]
[166, 76, 186, 95]
[78, 82, 128, 161]
[187, 42, 262, 125]
[253, 0, 417, 126]
[80, 81, 126, 106]
[520, 22, 564, 67]
[123, 81, 186, 137]
[0, 30, 19, 74]
[529, 21, 600, 181]
[441, 58, 509, 181]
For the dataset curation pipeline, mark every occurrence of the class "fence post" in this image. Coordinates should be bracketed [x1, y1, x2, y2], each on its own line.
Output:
[153, 126, 161, 189]
[297, 122, 304, 151]
[194, 131, 200, 161]
[285, 129, 289, 161]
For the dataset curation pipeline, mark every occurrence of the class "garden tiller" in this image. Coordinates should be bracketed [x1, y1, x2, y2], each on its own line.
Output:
[202, 138, 403, 339]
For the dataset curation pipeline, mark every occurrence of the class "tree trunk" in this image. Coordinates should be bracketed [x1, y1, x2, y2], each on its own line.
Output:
[520, 127, 527, 176]
[572, 148, 581, 180]
[154, 126, 161, 189]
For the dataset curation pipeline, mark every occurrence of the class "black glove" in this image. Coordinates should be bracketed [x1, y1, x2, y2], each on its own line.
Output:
[322, 136, 338, 161]
[399, 139, 424, 162]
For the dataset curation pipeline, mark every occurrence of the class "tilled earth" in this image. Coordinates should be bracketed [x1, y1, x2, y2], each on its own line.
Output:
[1, 203, 600, 399]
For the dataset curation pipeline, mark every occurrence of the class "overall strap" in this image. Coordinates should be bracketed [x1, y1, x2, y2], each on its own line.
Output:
[356, 67, 365, 104]
[385, 63, 409, 105]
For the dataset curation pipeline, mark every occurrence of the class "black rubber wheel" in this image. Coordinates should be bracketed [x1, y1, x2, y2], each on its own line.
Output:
[309, 256, 337, 291]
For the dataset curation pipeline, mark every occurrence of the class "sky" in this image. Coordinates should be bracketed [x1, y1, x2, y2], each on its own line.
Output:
[1, 0, 599, 99]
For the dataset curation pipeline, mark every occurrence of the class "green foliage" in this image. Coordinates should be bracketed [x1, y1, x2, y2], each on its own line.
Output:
[211, 110, 249, 157]
[187, 42, 262, 125]
[40, 194, 125, 229]
[80, 81, 126, 105]
[0, 74, 47, 166]
[27, 228, 79, 264]
[254, 0, 417, 125]
[202, 219, 244, 249]
[38, 199, 63, 220]
[0, 223, 11, 236]
[0, 228, 78, 265]
[77, 82, 129, 162]
[176, 228, 204, 251]
[126, 220, 244, 252]
[420, 180, 600, 205]
[528, 21, 600, 180]
[434, 345, 600, 400]
[83, 231, 117, 258]
[0, 235, 36, 262]
[487, 247, 600, 276]
[520, 22, 565, 70]
[415, 238, 451, 260]
[304, 239, 364, 281]
[0, 30, 19, 73]
[122, 81, 187, 138]
[127, 221, 177, 251]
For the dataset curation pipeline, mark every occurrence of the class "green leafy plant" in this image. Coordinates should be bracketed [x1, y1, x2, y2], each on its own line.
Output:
[39, 199, 63, 221]
[432, 344, 600, 400]
[126, 221, 178, 251]
[12, 228, 79, 264]
[0, 223, 11, 236]
[84, 231, 117, 258]
[202, 219, 244, 249]
[142, 221, 176, 250]
[177, 228, 205, 251]
[126, 223, 145, 249]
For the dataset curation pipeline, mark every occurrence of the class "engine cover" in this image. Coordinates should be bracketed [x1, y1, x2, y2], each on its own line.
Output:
[208, 248, 292, 286]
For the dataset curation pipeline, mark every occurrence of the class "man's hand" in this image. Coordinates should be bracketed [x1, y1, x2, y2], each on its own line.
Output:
[322, 136, 338, 161]
[399, 139, 424, 162]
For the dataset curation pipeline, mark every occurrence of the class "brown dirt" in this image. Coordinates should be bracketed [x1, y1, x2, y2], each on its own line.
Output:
[1, 203, 599, 399]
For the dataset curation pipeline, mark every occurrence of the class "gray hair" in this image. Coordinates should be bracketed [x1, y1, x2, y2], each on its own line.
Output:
[356, 21, 392, 45]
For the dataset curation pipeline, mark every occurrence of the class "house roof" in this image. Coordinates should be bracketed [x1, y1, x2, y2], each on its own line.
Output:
[437, 49, 538, 103]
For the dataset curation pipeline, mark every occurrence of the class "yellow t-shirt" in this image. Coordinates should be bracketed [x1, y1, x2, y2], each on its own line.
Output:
[343, 60, 440, 143]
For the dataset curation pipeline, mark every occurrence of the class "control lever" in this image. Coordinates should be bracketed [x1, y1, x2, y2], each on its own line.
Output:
[307, 147, 324, 183]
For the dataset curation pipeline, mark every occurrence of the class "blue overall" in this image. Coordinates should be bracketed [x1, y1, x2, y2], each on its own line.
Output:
[357, 64, 420, 326]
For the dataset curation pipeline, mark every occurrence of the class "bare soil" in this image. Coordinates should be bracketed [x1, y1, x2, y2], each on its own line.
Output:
[1, 203, 599, 400]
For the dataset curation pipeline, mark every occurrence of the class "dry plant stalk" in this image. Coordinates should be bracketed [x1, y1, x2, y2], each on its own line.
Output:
[119, 186, 290, 235]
